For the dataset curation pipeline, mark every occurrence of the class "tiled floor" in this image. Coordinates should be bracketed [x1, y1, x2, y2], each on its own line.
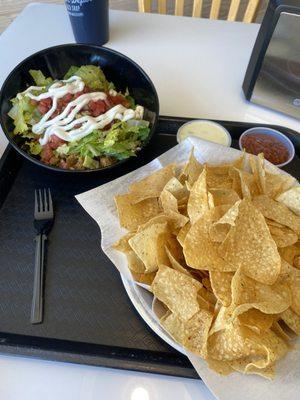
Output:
[0, 0, 267, 33]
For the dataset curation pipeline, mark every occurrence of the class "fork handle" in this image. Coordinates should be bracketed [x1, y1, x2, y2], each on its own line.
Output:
[31, 233, 47, 324]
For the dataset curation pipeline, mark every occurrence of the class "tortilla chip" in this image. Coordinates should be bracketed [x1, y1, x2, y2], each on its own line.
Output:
[184, 208, 236, 272]
[243, 327, 288, 368]
[276, 186, 300, 216]
[206, 164, 232, 189]
[113, 233, 135, 253]
[160, 307, 214, 359]
[156, 231, 183, 267]
[126, 251, 146, 273]
[113, 233, 147, 273]
[138, 214, 170, 231]
[160, 311, 187, 343]
[209, 306, 233, 337]
[187, 167, 210, 224]
[183, 309, 214, 358]
[115, 193, 160, 231]
[206, 358, 234, 375]
[202, 277, 212, 291]
[271, 321, 292, 342]
[138, 212, 188, 233]
[252, 195, 300, 235]
[279, 244, 300, 269]
[265, 172, 296, 199]
[165, 246, 192, 277]
[180, 148, 203, 185]
[190, 269, 209, 284]
[210, 188, 240, 207]
[209, 323, 287, 368]
[198, 295, 216, 314]
[237, 309, 275, 332]
[129, 164, 176, 198]
[281, 308, 300, 335]
[209, 200, 241, 242]
[210, 271, 233, 306]
[178, 194, 189, 207]
[231, 268, 291, 315]
[280, 260, 300, 316]
[208, 191, 215, 209]
[163, 177, 189, 200]
[249, 153, 266, 195]
[232, 152, 246, 170]
[160, 189, 178, 213]
[131, 271, 156, 285]
[230, 168, 256, 199]
[199, 285, 217, 305]
[151, 266, 202, 322]
[129, 222, 169, 272]
[178, 204, 188, 218]
[219, 199, 281, 284]
[247, 327, 289, 364]
[230, 359, 275, 379]
[177, 222, 191, 246]
[208, 323, 258, 361]
[267, 223, 298, 248]
[165, 210, 189, 230]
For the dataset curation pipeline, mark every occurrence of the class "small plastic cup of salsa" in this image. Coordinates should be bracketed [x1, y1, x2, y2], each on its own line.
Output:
[239, 127, 295, 167]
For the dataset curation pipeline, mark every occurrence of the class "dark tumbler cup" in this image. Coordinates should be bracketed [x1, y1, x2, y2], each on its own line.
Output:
[65, 0, 109, 45]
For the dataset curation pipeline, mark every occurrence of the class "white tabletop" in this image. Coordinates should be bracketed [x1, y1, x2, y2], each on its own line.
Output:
[0, 3, 298, 399]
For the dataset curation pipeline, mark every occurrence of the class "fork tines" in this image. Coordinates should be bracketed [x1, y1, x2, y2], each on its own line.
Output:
[34, 189, 53, 218]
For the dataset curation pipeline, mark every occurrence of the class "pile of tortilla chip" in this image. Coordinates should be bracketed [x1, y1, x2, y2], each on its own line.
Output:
[113, 149, 300, 379]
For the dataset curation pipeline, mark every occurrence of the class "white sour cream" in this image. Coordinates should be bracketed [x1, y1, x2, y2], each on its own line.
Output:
[40, 104, 136, 145]
[19, 76, 143, 144]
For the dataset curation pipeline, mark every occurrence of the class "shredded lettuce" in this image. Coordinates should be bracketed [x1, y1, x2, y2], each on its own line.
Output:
[8, 96, 36, 134]
[83, 155, 99, 169]
[26, 141, 42, 155]
[108, 81, 115, 91]
[69, 122, 150, 160]
[124, 88, 135, 109]
[55, 144, 70, 156]
[64, 65, 108, 90]
[29, 70, 53, 86]
[63, 66, 79, 80]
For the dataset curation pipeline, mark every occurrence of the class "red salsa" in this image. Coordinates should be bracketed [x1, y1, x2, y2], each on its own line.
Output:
[241, 133, 290, 165]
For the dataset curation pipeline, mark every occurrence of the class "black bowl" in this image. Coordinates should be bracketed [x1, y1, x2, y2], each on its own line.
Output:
[0, 43, 159, 173]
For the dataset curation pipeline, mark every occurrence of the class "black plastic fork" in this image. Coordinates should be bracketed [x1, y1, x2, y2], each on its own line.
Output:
[31, 189, 54, 324]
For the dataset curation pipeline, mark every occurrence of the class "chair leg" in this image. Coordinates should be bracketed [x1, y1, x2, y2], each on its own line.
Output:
[227, 0, 240, 21]
[243, 0, 260, 23]
[138, 0, 151, 13]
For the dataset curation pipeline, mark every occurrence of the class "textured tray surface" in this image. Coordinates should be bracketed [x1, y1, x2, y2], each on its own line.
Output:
[0, 116, 299, 378]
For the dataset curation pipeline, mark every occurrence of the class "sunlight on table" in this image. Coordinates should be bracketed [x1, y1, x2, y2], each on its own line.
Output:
[131, 387, 150, 400]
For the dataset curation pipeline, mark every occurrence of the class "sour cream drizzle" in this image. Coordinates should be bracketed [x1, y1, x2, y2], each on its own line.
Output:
[19, 76, 143, 144]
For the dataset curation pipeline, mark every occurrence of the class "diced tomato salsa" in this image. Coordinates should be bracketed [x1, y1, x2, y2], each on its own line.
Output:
[241, 133, 290, 165]
[35, 87, 128, 119]
[38, 87, 130, 167]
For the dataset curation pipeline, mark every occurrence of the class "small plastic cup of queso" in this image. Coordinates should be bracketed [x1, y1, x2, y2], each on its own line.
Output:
[177, 120, 232, 147]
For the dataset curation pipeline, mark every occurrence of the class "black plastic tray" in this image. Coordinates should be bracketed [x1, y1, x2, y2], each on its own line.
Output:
[0, 116, 299, 380]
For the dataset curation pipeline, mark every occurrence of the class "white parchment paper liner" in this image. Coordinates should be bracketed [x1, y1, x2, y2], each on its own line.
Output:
[76, 137, 300, 400]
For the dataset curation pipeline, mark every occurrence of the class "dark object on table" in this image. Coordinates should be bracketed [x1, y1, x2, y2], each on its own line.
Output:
[243, 0, 300, 119]
[0, 43, 159, 174]
[31, 189, 54, 324]
[0, 116, 299, 379]
[65, 0, 109, 45]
